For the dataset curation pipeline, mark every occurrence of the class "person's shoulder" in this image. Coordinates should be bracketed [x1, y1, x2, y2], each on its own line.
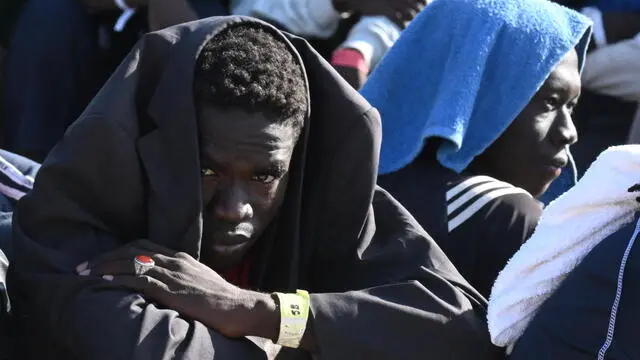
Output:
[446, 175, 542, 233]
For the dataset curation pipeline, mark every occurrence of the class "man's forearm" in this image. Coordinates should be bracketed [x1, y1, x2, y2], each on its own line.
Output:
[62, 289, 265, 360]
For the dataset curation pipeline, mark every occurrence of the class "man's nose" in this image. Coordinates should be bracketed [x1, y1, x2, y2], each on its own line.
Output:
[553, 110, 578, 147]
[213, 183, 253, 223]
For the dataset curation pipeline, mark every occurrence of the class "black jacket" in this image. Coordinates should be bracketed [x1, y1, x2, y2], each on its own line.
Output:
[510, 213, 640, 359]
[10, 16, 501, 360]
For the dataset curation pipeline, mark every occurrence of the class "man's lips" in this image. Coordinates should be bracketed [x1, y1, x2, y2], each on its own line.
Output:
[202, 223, 254, 252]
[541, 156, 568, 178]
[548, 156, 568, 169]
[206, 231, 251, 246]
[205, 223, 253, 242]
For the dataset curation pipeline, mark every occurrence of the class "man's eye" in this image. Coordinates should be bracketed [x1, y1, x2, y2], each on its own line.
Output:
[201, 168, 218, 177]
[252, 174, 276, 184]
[544, 97, 560, 110]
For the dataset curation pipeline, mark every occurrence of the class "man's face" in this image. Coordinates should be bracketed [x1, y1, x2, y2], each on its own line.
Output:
[475, 49, 581, 197]
[197, 106, 297, 271]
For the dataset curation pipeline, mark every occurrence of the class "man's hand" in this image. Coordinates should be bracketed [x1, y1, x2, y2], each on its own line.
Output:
[332, 0, 429, 28]
[334, 65, 368, 90]
[76, 239, 279, 340]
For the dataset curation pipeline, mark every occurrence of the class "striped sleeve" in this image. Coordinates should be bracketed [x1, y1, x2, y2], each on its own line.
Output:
[0, 154, 35, 201]
[446, 176, 532, 232]
[443, 175, 542, 297]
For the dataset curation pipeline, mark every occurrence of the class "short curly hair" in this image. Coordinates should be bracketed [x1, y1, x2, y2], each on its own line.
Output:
[193, 23, 308, 135]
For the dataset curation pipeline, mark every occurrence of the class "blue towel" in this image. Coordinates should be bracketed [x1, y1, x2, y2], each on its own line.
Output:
[361, 0, 592, 175]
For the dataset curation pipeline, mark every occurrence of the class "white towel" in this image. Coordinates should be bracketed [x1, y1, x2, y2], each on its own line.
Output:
[487, 145, 640, 348]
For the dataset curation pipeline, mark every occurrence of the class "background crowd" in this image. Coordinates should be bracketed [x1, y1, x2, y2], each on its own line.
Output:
[0, 0, 638, 163]
[0, 0, 639, 359]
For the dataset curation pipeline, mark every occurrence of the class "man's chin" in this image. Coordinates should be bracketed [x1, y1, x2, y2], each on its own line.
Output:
[211, 242, 249, 254]
[529, 179, 554, 199]
[201, 241, 252, 271]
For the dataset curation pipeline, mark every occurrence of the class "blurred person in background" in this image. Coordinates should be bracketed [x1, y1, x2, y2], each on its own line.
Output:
[2, 0, 424, 163]
[554, 0, 640, 172]
[1, 0, 228, 162]
[146, 0, 430, 89]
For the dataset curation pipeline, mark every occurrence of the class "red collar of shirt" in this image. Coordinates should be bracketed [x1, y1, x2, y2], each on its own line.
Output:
[220, 256, 252, 288]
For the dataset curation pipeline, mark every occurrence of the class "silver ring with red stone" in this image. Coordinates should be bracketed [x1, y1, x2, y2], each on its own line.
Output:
[134, 255, 155, 275]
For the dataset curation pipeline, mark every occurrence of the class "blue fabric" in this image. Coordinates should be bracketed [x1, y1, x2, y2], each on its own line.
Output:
[361, 0, 592, 175]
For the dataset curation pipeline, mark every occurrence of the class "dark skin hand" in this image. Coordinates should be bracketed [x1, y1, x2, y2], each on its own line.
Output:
[332, 0, 430, 28]
[77, 239, 318, 351]
[334, 64, 368, 90]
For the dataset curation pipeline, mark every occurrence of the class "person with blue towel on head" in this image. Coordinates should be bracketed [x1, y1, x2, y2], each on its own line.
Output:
[364, 0, 592, 297]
